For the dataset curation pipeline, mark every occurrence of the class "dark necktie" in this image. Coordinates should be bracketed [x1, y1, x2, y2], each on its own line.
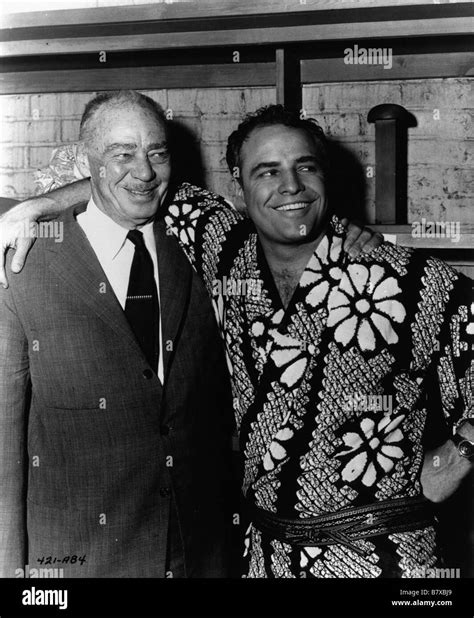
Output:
[125, 229, 159, 370]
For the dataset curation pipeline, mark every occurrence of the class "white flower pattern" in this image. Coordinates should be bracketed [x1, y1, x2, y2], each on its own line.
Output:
[250, 309, 285, 373]
[335, 413, 406, 487]
[263, 426, 294, 471]
[300, 234, 344, 309]
[327, 264, 406, 351]
[165, 203, 201, 246]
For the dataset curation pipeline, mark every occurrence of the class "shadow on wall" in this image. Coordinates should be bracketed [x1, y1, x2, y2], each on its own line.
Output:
[326, 138, 368, 222]
[160, 118, 207, 215]
[168, 119, 206, 189]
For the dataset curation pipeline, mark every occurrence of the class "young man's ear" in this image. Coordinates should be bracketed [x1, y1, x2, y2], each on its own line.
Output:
[75, 142, 91, 178]
[233, 177, 243, 198]
[230, 174, 247, 213]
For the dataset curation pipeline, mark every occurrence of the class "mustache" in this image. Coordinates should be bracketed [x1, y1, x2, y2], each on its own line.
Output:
[125, 184, 158, 191]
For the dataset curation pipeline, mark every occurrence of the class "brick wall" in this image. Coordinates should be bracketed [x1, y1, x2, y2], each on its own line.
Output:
[303, 79, 473, 224]
[0, 78, 472, 225]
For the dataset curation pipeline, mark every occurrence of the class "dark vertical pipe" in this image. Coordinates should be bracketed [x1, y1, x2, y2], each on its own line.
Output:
[367, 104, 416, 224]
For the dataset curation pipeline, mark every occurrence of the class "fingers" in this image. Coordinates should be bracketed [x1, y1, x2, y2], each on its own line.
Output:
[343, 223, 368, 258]
[343, 224, 384, 258]
[0, 227, 15, 288]
[0, 250, 8, 288]
[11, 237, 33, 274]
[0, 236, 33, 288]
[359, 232, 385, 254]
[342, 219, 363, 250]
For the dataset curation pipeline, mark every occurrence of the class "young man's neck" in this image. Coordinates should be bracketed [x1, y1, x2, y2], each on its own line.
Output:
[260, 225, 327, 309]
[262, 225, 327, 270]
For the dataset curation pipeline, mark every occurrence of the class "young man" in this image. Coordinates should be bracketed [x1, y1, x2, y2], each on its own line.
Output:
[163, 106, 473, 577]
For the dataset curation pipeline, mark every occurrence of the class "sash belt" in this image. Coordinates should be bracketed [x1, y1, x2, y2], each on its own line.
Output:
[248, 496, 434, 557]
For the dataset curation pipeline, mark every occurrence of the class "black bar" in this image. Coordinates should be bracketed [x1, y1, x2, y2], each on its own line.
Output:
[1, 3, 473, 42]
[0, 577, 472, 617]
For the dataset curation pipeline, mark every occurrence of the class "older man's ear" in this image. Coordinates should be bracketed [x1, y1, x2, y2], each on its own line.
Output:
[75, 142, 92, 179]
[340, 217, 384, 258]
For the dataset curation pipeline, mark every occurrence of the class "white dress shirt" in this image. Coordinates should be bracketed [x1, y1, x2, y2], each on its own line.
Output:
[77, 199, 164, 383]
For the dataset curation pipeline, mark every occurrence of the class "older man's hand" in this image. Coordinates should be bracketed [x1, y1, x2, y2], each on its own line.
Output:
[0, 198, 49, 288]
[0, 179, 91, 288]
[340, 217, 385, 258]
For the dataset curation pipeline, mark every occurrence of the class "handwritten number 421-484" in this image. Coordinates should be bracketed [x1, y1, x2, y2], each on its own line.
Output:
[37, 555, 86, 565]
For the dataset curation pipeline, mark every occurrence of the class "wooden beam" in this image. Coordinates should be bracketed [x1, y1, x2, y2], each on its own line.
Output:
[302, 51, 474, 82]
[0, 63, 275, 95]
[276, 48, 302, 112]
[1, 18, 472, 58]
[2, 2, 470, 29]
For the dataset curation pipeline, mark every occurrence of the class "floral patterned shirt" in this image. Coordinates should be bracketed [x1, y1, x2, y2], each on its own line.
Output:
[164, 183, 473, 578]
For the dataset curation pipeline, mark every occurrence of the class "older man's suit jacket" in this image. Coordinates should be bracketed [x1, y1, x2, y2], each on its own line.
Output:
[0, 202, 233, 577]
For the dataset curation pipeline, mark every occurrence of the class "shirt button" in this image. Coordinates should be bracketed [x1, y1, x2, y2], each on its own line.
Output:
[160, 425, 170, 436]
[142, 369, 153, 380]
[160, 487, 171, 497]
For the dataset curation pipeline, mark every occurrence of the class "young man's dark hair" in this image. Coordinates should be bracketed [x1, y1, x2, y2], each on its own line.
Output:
[226, 104, 329, 182]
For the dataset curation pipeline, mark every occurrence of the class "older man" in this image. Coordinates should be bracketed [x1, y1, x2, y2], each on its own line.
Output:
[0, 90, 234, 577]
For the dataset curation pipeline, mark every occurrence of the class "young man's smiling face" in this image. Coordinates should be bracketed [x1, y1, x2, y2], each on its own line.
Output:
[82, 104, 171, 228]
[239, 124, 328, 248]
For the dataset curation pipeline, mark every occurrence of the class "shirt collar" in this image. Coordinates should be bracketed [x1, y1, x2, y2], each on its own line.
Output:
[139, 219, 156, 253]
[82, 198, 155, 260]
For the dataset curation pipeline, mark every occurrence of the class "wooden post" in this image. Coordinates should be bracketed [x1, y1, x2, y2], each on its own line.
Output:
[275, 48, 302, 113]
[367, 104, 416, 224]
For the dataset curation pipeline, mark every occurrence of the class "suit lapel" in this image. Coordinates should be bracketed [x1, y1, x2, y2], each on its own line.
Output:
[47, 203, 144, 357]
[154, 219, 191, 382]
[47, 205, 192, 381]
